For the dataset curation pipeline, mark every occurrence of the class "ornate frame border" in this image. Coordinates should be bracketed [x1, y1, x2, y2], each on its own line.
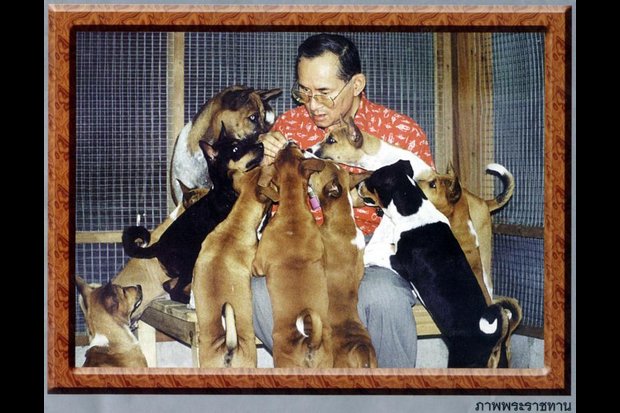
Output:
[47, 5, 571, 393]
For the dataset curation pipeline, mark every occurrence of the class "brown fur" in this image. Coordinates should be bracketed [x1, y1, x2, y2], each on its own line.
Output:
[489, 296, 523, 368]
[186, 86, 281, 153]
[192, 166, 273, 368]
[252, 143, 333, 368]
[417, 164, 515, 302]
[309, 163, 377, 368]
[310, 116, 382, 163]
[76, 277, 147, 367]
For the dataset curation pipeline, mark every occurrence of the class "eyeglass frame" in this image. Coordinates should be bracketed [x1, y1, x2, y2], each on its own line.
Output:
[291, 77, 354, 109]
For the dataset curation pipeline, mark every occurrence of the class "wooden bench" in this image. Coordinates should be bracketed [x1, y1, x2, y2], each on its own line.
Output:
[137, 299, 440, 367]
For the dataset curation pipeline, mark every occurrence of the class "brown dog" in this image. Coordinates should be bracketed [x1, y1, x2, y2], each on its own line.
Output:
[309, 162, 377, 368]
[76, 277, 147, 367]
[170, 85, 282, 205]
[192, 165, 273, 368]
[416, 163, 515, 301]
[252, 142, 333, 368]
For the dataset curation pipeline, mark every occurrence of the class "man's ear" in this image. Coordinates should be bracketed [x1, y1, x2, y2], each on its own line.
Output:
[351, 73, 366, 97]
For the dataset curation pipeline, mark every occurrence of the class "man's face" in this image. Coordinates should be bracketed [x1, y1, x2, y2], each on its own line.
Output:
[297, 52, 357, 129]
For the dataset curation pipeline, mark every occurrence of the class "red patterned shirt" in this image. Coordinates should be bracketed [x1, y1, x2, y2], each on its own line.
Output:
[272, 94, 435, 235]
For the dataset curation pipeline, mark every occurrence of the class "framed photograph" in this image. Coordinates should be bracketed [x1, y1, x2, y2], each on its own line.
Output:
[47, 4, 571, 393]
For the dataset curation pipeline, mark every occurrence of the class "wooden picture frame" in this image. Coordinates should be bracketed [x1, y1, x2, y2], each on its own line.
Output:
[47, 4, 571, 393]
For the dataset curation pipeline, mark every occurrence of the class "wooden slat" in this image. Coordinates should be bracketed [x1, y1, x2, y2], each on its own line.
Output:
[167, 32, 185, 211]
[493, 223, 544, 239]
[75, 231, 121, 244]
[140, 305, 196, 346]
[433, 32, 454, 173]
[413, 305, 441, 337]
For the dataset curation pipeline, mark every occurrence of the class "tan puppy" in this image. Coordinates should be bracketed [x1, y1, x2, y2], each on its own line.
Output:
[309, 162, 377, 368]
[307, 116, 432, 179]
[252, 142, 332, 368]
[416, 163, 515, 301]
[170, 86, 282, 205]
[192, 165, 273, 368]
[76, 277, 147, 367]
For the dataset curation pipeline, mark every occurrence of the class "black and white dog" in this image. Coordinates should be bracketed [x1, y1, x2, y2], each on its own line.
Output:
[359, 160, 512, 368]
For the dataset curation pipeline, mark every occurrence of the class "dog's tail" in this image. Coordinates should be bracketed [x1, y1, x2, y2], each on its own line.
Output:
[296, 308, 323, 350]
[122, 226, 158, 258]
[485, 163, 515, 213]
[493, 296, 523, 367]
[221, 302, 239, 355]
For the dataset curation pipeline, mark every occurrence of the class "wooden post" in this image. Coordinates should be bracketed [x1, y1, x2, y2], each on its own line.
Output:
[167, 32, 185, 212]
[433, 33, 455, 173]
[452, 33, 495, 199]
[137, 320, 157, 367]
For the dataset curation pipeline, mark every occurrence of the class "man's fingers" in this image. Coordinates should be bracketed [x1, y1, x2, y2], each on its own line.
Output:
[259, 131, 288, 159]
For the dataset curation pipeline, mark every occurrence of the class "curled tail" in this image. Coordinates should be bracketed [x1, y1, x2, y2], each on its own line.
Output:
[493, 296, 523, 368]
[221, 302, 238, 354]
[296, 308, 323, 349]
[122, 226, 157, 258]
[485, 163, 515, 212]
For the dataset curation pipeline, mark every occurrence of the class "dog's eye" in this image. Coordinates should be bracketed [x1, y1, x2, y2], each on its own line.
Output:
[232, 146, 239, 153]
[326, 136, 336, 144]
[429, 180, 436, 189]
[249, 114, 258, 123]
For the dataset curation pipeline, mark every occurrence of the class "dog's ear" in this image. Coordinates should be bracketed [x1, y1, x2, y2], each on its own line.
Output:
[324, 179, 343, 199]
[257, 88, 283, 102]
[446, 166, 462, 204]
[395, 159, 414, 178]
[300, 158, 326, 179]
[348, 170, 372, 190]
[258, 185, 279, 202]
[344, 117, 364, 149]
[75, 276, 95, 311]
[198, 140, 218, 161]
[101, 283, 120, 315]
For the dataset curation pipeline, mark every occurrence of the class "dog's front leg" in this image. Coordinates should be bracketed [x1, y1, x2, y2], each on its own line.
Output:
[363, 216, 397, 268]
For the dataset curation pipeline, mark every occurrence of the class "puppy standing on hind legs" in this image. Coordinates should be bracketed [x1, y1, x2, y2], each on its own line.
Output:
[309, 162, 377, 368]
[252, 142, 333, 368]
[358, 160, 518, 368]
[192, 165, 273, 368]
[416, 163, 515, 301]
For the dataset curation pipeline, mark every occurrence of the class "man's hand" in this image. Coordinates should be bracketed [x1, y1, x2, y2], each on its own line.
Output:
[259, 131, 288, 165]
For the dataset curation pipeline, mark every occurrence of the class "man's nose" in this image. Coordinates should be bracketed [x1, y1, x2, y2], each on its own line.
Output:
[307, 96, 324, 111]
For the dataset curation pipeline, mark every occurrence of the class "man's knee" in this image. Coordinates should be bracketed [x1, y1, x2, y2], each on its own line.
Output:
[358, 266, 416, 308]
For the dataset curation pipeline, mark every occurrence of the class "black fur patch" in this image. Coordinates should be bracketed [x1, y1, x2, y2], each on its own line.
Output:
[121, 131, 264, 304]
[365, 160, 423, 216]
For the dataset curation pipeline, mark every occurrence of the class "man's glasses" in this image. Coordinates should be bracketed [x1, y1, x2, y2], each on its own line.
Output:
[291, 78, 352, 109]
